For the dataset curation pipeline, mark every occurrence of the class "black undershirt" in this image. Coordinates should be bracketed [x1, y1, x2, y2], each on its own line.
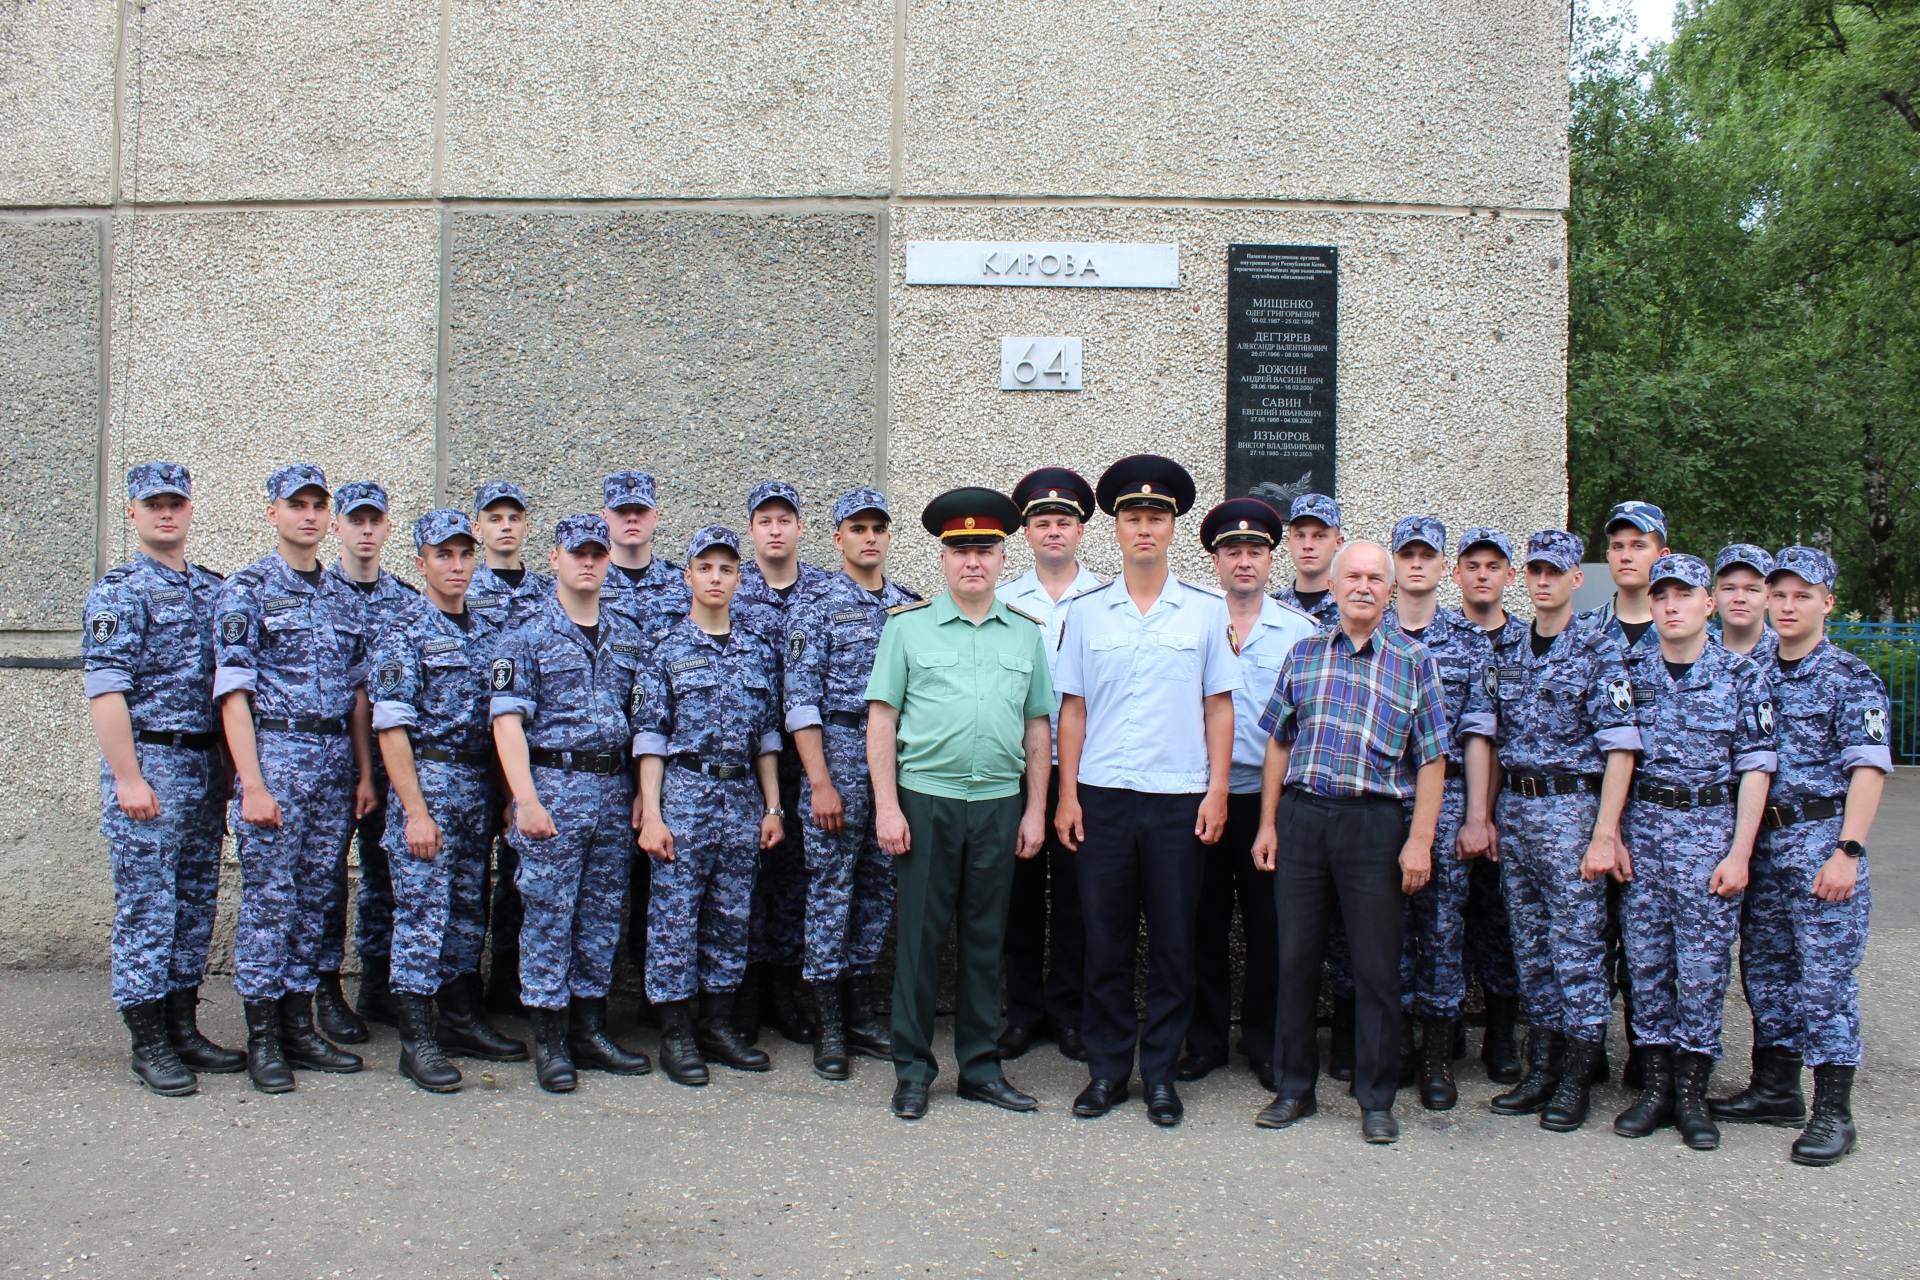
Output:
[1777, 655, 1803, 675]
[440, 608, 471, 632]
[1403, 624, 1429, 643]
[349, 577, 378, 595]
[1293, 588, 1329, 612]
[1664, 659, 1694, 682]
[494, 567, 526, 588]
[772, 582, 798, 601]
[616, 564, 649, 585]
[576, 621, 599, 650]
[291, 566, 324, 589]
[1531, 624, 1555, 658]
[1619, 618, 1654, 649]
[710, 630, 732, 649]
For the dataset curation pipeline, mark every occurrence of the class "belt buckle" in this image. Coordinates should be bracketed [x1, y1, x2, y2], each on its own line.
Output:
[1518, 776, 1542, 799]
[1762, 804, 1788, 829]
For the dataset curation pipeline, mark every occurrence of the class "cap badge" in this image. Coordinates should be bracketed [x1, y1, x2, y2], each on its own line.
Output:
[964, 517, 976, 529]
[1143, 484, 1153, 495]
[1238, 520, 1248, 530]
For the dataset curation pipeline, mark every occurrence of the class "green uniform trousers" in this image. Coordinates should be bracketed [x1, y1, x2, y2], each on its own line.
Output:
[890, 786, 1022, 1086]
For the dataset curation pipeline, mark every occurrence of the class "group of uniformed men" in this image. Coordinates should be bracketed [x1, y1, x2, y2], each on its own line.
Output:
[85, 452, 1889, 1166]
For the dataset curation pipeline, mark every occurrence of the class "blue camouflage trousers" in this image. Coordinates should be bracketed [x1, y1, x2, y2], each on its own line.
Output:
[647, 768, 762, 1003]
[800, 723, 894, 982]
[1465, 855, 1520, 998]
[101, 745, 225, 1010]
[1399, 781, 1469, 1017]
[382, 760, 492, 996]
[321, 786, 391, 969]
[747, 748, 805, 966]
[1740, 815, 1870, 1068]
[231, 732, 356, 1001]
[1496, 790, 1611, 1037]
[510, 767, 633, 1011]
[1619, 801, 1742, 1057]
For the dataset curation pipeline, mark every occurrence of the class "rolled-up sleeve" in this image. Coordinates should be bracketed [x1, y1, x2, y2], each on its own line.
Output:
[861, 616, 909, 709]
[372, 700, 417, 730]
[82, 578, 144, 699]
[1732, 665, 1778, 775]
[783, 597, 826, 731]
[757, 729, 783, 756]
[1840, 664, 1897, 776]
[489, 632, 537, 723]
[211, 577, 261, 702]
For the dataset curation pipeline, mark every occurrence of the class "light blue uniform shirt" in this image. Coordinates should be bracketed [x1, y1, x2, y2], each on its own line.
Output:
[1054, 573, 1243, 794]
[997, 562, 1105, 759]
[1226, 596, 1318, 794]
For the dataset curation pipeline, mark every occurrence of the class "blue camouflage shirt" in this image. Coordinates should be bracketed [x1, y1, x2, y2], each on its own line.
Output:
[1384, 605, 1498, 765]
[370, 595, 504, 754]
[1575, 596, 1660, 661]
[1624, 641, 1777, 788]
[783, 570, 921, 731]
[1272, 582, 1339, 629]
[213, 551, 370, 720]
[467, 562, 554, 628]
[329, 561, 418, 650]
[600, 556, 692, 636]
[488, 591, 646, 757]
[1760, 640, 1895, 803]
[82, 553, 224, 734]
[1487, 623, 1642, 776]
[632, 615, 783, 765]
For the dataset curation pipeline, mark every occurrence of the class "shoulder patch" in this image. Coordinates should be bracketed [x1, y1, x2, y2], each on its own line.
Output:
[1864, 706, 1888, 744]
[219, 612, 249, 644]
[888, 600, 931, 616]
[788, 630, 807, 660]
[88, 612, 118, 644]
[1003, 602, 1043, 625]
[377, 661, 405, 690]
[1607, 677, 1633, 712]
[491, 657, 515, 690]
[1756, 699, 1775, 736]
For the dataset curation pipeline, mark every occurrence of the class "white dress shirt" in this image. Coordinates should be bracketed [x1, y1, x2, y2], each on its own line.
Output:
[997, 562, 1105, 759]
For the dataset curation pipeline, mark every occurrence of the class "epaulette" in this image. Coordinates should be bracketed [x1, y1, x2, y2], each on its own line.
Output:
[888, 600, 930, 615]
[896, 584, 924, 602]
[1004, 602, 1044, 625]
[390, 576, 420, 596]
[1274, 599, 1316, 624]
[1182, 578, 1226, 598]
[99, 565, 135, 585]
[192, 563, 225, 581]
[1066, 582, 1107, 603]
[230, 564, 267, 587]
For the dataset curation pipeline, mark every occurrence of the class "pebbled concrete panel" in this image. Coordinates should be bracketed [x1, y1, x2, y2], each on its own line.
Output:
[446, 209, 880, 568]
[887, 205, 1566, 593]
[107, 209, 440, 575]
[0, 670, 110, 969]
[0, 219, 102, 630]
[442, 0, 892, 198]
[120, 0, 439, 202]
[0, 0, 118, 205]
[902, 0, 1569, 208]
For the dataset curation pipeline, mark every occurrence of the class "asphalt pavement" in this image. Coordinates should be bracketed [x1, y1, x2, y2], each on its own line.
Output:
[3, 775, 1917, 1280]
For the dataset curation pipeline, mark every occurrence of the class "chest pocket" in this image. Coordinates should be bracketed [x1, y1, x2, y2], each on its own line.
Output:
[1537, 674, 1586, 712]
[1677, 688, 1736, 735]
[911, 650, 960, 694]
[1144, 632, 1199, 681]
[671, 664, 721, 702]
[994, 649, 1032, 696]
[1089, 634, 1135, 684]
[258, 607, 315, 676]
[539, 656, 592, 705]
[146, 590, 197, 632]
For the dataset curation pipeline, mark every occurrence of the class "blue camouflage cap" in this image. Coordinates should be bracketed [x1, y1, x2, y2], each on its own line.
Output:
[555, 513, 612, 552]
[832, 488, 890, 526]
[1391, 515, 1447, 556]
[603, 471, 657, 511]
[334, 480, 389, 516]
[127, 462, 191, 501]
[1457, 526, 1514, 561]
[1769, 545, 1837, 589]
[1288, 493, 1342, 528]
[266, 463, 329, 502]
[413, 508, 475, 550]
[1714, 543, 1774, 579]
[748, 480, 802, 516]
[1525, 528, 1584, 572]
[687, 525, 742, 559]
[473, 479, 528, 512]
[1605, 500, 1668, 540]
[1649, 553, 1711, 591]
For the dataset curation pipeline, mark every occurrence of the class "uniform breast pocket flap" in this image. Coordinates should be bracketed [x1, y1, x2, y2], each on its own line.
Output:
[541, 658, 591, 694]
[1089, 634, 1133, 683]
[995, 651, 1033, 674]
[1147, 632, 1200, 680]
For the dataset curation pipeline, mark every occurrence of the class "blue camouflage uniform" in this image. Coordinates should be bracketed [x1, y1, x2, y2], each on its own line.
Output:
[1463, 604, 1529, 1000]
[1489, 530, 1642, 1040]
[370, 510, 502, 997]
[635, 529, 784, 1003]
[1709, 544, 1779, 665]
[1619, 555, 1778, 1058]
[214, 465, 371, 1002]
[1741, 548, 1893, 1068]
[783, 490, 920, 982]
[489, 517, 645, 1012]
[468, 562, 554, 626]
[84, 463, 227, 1011]
[598, 471, 692, 635]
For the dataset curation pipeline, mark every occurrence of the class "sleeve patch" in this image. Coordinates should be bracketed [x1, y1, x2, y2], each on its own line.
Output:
[1756, 700, 1774, 735]
[630, 684, 644, 716]
[88, 612, 117, 644]
[788, 631, 806, 660]
[1607, 678, 1633, 712]
[491, 658, 515, 690]
[377, 661, 404, 690]
[1864, 707, 1887, 744]
[219, 612, 248, 644]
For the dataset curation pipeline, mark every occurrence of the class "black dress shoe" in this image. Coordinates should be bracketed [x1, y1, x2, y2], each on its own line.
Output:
[892, 1080, 930, 1120]
[997, 1024, 1037, 1060]
[1057, 1026, 1088, 1062]
[1255, 1094, 1317, 1128]
[1073, 1077, 1129, 1118]
[1145, 1083, 1184, 1127]
[959, 1076, 1038, 1111]
[1176, 1052, 1225, 1082]
[1361, 1109, 1399, 1144]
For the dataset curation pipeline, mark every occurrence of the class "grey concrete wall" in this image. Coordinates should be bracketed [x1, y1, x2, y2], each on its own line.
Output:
[0, 0, 1571, 972]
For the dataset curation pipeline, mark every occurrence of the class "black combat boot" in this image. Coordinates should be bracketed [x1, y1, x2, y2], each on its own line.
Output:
[277, 991, 363, 1072]
[393, 991, 462, 1093]
[656, 999, 709, 1087]
[1480, 995, 1522, 1084]
[355, 954, 398, 1028]
[243, 999, 295, 1094]
[123, 1001, 197, 1096]
[1491, 1027, 1562, 1116]
[697, 991, 773, 1071]
[1328, 995, 1356, 1083]
[567, 997, 652, 1075]
[810, 979, 850, 1080]
[485, 950, 527, 1018]
[843, 974, 891, 1059]
[1709, 1044, 1807, 1125]
[435, 973, 528, 1061]
[768, 965, 817, 1044]
[164, 986, 244, 1073]
[732, 964, 766, 1045]
[1673, 1052, 1719, 1150]
[313, 971, 369, 1044]
[1790, 1065, 1857, 1166]
[1612, 1044, 1674, 1138]
[528, 1007, 576, 1093]
[1419, 1016, 1457, 1112]
[1540, 1036, 1601, 1131]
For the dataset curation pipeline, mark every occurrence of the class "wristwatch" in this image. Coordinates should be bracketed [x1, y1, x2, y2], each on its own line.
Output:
[1838, 839, 1866, 859]
[766, 807, 785, 819]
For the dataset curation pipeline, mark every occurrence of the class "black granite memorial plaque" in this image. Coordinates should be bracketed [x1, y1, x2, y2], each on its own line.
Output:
[1225, 244, 1337, 509]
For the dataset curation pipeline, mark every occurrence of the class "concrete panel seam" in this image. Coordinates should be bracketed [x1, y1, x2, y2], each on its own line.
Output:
[874, 203, 890, 490]
[109, 0, 129, 204]
[431, 0, 452, 197]
[93, 215, 111, 585]
[891, 0, 907, 196]
[435, 206, 453, 503]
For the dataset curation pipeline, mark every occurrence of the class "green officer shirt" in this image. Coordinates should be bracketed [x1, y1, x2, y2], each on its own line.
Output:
[863, 590, 1055, 802]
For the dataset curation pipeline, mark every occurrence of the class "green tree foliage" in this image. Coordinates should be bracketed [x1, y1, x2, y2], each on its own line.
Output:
[1570, 0, 1920, 616]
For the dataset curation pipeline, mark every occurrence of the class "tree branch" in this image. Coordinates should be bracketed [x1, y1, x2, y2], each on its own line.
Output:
[1880, 88, 1920, 134]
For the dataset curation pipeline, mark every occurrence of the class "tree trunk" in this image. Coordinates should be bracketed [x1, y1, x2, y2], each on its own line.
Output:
[1861, 422, 1898, 620]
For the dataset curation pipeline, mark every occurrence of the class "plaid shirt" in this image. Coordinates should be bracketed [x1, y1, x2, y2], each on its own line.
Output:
[1258, 623, 1451, 799]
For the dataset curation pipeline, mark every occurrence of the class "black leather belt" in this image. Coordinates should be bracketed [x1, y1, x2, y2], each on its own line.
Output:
[671, 753, 752, 781]
[136, 729, 219, 750]
[1762, 797, 1843, 829]
[256, 717, 346, 735]
[1506, 773, 1603, 799]
[527, 747, 628, 775]
[1634, 781, 1732, 810]
[825, 711, 867, 729]
[417, 744, 493, 767]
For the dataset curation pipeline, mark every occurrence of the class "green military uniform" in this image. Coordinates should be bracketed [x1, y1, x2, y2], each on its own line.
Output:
[864, 495, 1055, 1096]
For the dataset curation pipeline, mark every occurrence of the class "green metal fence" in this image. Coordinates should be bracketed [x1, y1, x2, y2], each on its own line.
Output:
[1829, 622, 1920, 764]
